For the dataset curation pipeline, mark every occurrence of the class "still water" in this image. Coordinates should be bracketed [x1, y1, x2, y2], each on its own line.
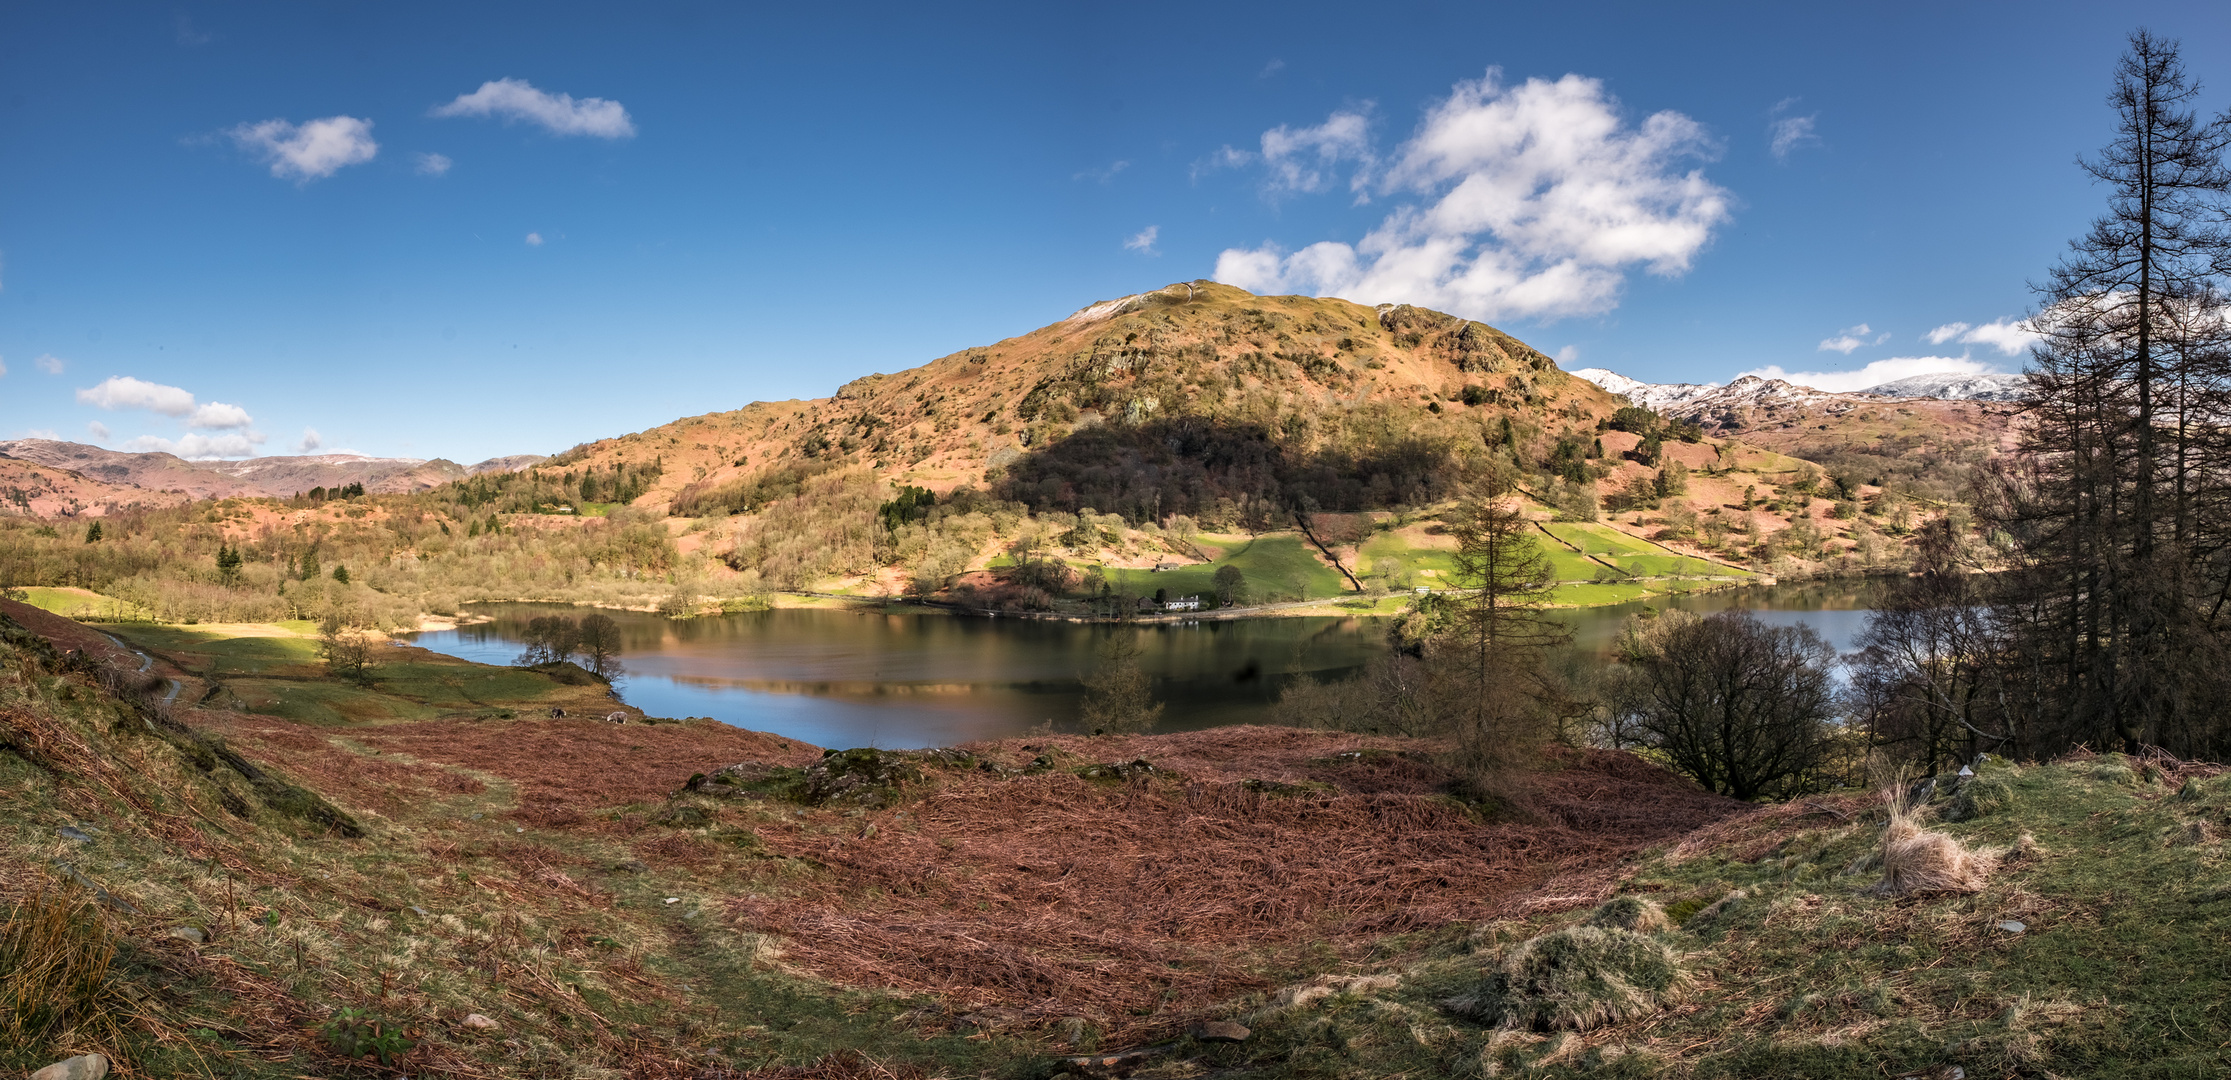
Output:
[406, 581, 1887, 749]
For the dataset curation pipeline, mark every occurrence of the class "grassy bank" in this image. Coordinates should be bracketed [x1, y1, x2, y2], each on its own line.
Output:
[1196, 755, 2231, 1078]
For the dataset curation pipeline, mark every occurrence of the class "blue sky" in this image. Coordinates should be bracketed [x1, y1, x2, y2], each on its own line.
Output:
[3, 2, 2228, 463]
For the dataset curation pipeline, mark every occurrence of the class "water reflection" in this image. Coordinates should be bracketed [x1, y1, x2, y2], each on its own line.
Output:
[407, 581, 1887, 749]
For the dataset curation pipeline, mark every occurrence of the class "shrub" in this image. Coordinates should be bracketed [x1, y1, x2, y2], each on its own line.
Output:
[321, 1006, 413, 1065]
[1452, 926, 1688, 1031]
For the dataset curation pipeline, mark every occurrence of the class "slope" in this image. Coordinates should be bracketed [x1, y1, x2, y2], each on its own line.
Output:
[1202, 752, 2231, 1079]
[0, 455, 192, 518]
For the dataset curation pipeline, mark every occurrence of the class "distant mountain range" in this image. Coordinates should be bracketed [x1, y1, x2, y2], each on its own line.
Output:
[0, 440, 543, 501]
[1569, 367, 2030, 413]
[1567, 367, 2028, 465]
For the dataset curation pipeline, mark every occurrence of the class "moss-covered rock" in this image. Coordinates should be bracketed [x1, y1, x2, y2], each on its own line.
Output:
[1583, 895, 1671, 934]
[1074, 758, 1158, 783]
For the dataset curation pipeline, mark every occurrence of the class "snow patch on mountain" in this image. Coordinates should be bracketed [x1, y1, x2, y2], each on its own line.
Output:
[1571, 367, 2027, 408]
[1567, 368, 1720, 411]
[1857, 371, 2029, 401]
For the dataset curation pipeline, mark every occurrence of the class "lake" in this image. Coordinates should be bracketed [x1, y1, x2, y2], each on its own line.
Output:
[406, 580, 1888, 749]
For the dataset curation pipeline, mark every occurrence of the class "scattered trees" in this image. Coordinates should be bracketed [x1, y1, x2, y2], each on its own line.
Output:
[511, 613, 625, 680]
[1982, 29, 2231, 759]
[517, 616, 582, 667]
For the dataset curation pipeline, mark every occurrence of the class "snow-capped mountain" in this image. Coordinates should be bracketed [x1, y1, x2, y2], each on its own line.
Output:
[1567, 368, 1720, 412]
[1855, 371, 2029, 401]
[1571, 367, 2029, 409]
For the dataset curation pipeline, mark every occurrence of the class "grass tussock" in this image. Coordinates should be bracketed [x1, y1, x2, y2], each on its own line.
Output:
[1869, 786, 1996, 898]
[0, 890, 119, 1048]
[1452, 925, 1689, 1032]
[1582, 894, 1670, 934]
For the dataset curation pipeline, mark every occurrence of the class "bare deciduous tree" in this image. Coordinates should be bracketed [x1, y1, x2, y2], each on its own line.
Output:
[1616, 609, 1836, 801]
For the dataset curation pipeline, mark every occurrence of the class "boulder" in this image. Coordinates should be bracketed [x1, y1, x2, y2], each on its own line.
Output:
[167, 925, 207, 944]
[1191, 1020, 1251, 1042]
[31, 1055, 108, 1080]
[461, 1013, 499, 1030]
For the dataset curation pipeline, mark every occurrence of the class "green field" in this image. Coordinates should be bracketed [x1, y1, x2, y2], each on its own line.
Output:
[12, 585, 155, 621]
[1540, 522, 1749, 580]
[1098, 534, 1349, 603]
[99, 621, 595, 727]
[1356, 531, 1459, 584]
[1546, 581, 1655, 606]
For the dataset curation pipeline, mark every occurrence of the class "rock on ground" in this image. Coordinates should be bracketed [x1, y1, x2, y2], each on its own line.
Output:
[31, 1055, 109, 1080]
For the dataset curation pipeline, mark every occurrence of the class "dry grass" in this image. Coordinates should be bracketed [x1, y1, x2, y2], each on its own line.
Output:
[715, 732, 1740, 1038]
[0, 890, 119, 1047]
[1868, 787, 1995, 898]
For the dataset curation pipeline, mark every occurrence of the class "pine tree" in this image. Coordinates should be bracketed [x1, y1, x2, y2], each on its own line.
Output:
[1988, 29, 2231, 758]
[1438, 465, 1575, 779]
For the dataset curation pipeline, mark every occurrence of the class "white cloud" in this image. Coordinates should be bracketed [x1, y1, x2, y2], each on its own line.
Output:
[1738, 353, 1997, 393]
[122, 431, 267, 459]
[1073, 160, 1130, 183]
[229, 116, 379, 181]
[1189, 144, 1256, 182]
[525, 232, 544, 246]
[35, 354, 64, 375]
[432, 78, 636, 138]
[1768, 98, 1820, 161]
[1259, 108, 1373, 196]
[87, 421, 110, 440]
[414, 152, 453, 176]
[187, 402, 254, 430]
[1557, 345, 1580, 364]
[77, 375, 198, 416]
[1260, 58, 1286, 79]
[1959, 317, 2039, 355]
[77, 375, 256, 435]
[1216, 71, 1731, 323]
[1125, 225, 1160, 255]
[1919, 316, 2036, 354]
[1817, 324, 1888, 354]
[296, 428, 323, 452]
[17, 429, 58, 440]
